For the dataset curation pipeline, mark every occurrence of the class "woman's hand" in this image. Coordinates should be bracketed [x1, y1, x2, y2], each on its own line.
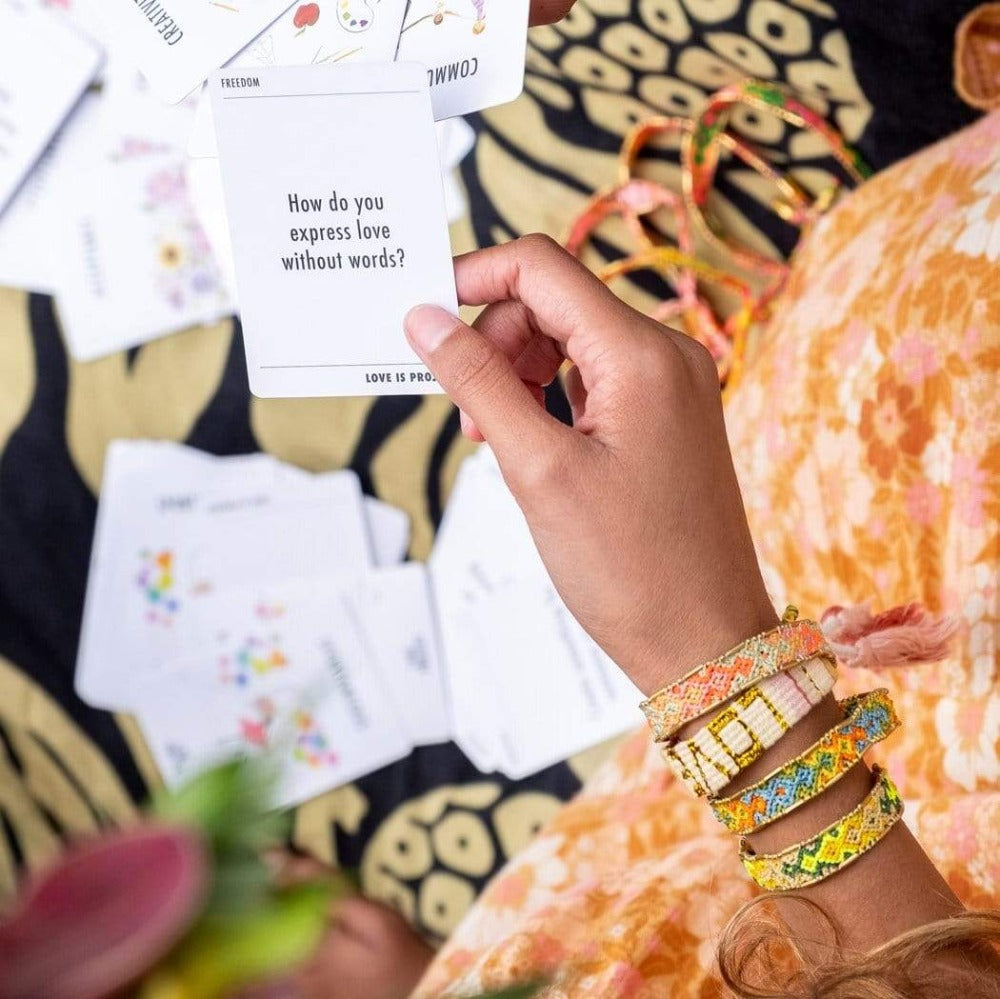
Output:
[530, 0, 575, 24]
[405, 235, 777, 694]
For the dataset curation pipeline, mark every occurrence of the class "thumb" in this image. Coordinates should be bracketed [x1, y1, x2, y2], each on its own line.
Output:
[405, 304, 570, 463]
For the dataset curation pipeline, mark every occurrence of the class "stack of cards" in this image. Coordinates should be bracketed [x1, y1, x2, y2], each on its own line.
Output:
[76, 440, 450, 807]
[75, 442, 644, 801]
[430, 449, 643, 778]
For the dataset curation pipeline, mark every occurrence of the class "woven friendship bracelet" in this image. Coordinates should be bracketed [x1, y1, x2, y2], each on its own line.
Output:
[662, 656, 837, 797]
[740, 766, 904, 892]
[711, 689, 900, 834]
[640, 617, 834, 742]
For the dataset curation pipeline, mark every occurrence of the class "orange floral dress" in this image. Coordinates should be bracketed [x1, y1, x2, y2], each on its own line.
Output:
[414, 110, 1000, 998]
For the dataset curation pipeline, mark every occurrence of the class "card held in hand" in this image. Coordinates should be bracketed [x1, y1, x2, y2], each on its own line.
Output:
[209, 62, 456, 398]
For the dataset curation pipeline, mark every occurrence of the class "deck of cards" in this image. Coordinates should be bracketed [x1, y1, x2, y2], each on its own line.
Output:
[75, 442, 642, 803]
[0, 0, 532, 381]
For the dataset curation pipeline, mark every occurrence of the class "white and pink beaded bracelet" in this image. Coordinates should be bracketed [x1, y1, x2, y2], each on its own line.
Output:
[661, 656, 837, 797]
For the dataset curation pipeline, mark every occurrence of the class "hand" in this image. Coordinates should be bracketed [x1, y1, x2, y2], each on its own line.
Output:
[530, 0, 575, 24]
[405, 235, 778, 694]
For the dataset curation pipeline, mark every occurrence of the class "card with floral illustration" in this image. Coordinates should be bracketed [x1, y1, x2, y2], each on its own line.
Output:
[55, 148, 234, 360]
[75, 442, 375, 712]
[137, 577, 411, 806]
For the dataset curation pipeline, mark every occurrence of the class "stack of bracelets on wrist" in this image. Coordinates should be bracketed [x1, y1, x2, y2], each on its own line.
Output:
[641, 608, 904, 891]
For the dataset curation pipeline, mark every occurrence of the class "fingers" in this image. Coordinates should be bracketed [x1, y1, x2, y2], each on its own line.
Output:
[460, 379, 545, 442]
[454, 234, 634, 358]
[473, 299, 565, 387]
[529, 0, 575, 24]
[404, 305, 574, 465]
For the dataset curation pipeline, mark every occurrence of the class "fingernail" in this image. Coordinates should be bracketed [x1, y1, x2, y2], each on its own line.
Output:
[404, 305, 458, 355]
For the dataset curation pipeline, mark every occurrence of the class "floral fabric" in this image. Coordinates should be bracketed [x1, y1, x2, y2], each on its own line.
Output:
[415, 111, 1000, 998]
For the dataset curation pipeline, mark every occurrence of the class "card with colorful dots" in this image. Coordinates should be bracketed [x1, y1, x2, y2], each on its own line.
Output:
[135, 575, 411, 805]
[74, 439, 401, 712]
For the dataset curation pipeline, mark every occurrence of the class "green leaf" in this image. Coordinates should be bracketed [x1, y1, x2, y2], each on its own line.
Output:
[161, 883, 333, 998]
[149, 757, 289, 857]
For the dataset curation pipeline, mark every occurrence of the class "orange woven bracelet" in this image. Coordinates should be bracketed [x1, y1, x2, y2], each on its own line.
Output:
[640, 615, 835, 743]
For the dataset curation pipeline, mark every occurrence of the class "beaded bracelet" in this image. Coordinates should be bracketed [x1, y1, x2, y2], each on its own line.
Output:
[740, 766, 904, 892]
[662, 656, 837, 797]
[710, 689, 900, 834]
[640, 616, 834, 742]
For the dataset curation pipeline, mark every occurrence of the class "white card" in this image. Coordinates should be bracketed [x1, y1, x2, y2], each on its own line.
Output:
[210, 62, 456, 397]
[396, 0, 528, 121]
[0, 92, 100, 292]
[54, 148, 234, 360]
[88, 0, 296, 104]
[349, 563, 450, 745]
[363, 497, 411, 566]
[137, 578, 411, 806]
[0, 0, 102, 214]
[75, 442, 373, 711]
[186, 0, 409, 159]
[429, 450, 642, 778]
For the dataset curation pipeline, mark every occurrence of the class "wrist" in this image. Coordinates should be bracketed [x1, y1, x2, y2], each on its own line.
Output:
[626, 591, 780, 696]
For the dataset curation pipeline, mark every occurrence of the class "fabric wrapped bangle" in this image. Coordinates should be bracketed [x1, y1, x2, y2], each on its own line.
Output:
[710, 688, 900, 834]
[740, 765, 904, 892]
[661, 656, 837, 797]
[641, 615, 835, 742]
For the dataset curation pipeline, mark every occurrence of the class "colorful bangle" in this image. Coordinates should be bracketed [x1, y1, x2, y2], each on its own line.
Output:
[710, 689, 900, 834]
[740, 765, 904, 892]
[640, 616, 834, 742]
[662, 656, 837, 797]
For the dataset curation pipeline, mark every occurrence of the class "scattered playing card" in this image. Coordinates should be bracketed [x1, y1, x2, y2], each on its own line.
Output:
[54, 146, 233, 360]
[429, 448, 642, 776]
[210, 62, 456, 397]
[90, 0, 297, 104]
[0, 0, 102, 214]
[349, 563, 450, 746]
[396, 0, 529, 120]
[136, 577, 411, 806]
[75, 441, 375, 711]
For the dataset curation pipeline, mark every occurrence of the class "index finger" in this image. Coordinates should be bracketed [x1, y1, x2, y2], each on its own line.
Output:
[454, 234, 636, 354]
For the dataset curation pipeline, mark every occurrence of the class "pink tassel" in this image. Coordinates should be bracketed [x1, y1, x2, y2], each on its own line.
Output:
[820, 602, 959, 670]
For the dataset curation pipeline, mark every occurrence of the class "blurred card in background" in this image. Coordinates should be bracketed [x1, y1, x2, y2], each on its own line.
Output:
[91, 0, 296, 104]
[75, 441, 380, 711]
[0, 0, 101, 214]
[430, 448, 643, 777]
[397, 0, 530, 120]
[136, 577, 412, 807]
[55, 148, 233, 359]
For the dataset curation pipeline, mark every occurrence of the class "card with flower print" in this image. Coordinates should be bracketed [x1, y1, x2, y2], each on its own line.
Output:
[136, 578, 410, 805]
[54, 145, 234, 360]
